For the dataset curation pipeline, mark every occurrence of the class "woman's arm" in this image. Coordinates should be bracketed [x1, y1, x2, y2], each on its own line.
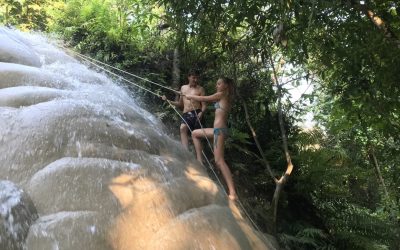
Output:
[186, 92, 223, 103]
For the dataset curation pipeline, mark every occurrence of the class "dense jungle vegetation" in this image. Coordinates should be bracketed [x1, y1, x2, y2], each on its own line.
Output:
[1, 0, 400, 249]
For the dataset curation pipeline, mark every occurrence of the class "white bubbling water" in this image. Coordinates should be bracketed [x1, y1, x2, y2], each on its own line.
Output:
[0, 27, 272, 250]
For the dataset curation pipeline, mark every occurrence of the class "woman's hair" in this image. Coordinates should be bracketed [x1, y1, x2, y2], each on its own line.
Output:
[220, 77, 235, 103]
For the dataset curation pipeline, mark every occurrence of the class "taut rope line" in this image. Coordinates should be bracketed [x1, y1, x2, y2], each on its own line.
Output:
[66, 47, 267, 241]
[189, 101, 215, 155]
[73, 49, 227, 193]
[189, 102, 265, 239]
[68, 49, 180, 95]
[74, 52, 162, 98]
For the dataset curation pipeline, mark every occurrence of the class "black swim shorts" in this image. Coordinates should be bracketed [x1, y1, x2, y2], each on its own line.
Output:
[181, 109, 202, 132]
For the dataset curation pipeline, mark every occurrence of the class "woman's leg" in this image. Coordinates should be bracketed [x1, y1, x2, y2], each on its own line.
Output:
[191, 128, 213, 163]
[214, 133, 237, 200]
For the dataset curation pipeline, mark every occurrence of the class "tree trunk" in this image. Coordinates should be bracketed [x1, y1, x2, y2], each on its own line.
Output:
[271, 179, 283, 234]
[269, 54, 294, 233]
[368, 147, 390, 200]
[241, 52, 294, 234]
[240, 97, 276, 180]
[172, 47, 180, 101]
[358, 116, 391, 204]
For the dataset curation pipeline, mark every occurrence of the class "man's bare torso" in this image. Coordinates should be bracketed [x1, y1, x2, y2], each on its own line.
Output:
[181, 84, 204, 113]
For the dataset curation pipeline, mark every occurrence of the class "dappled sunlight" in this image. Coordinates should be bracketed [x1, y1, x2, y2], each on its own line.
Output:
[106, 159, 259, 250]
[0, 27, 272, 250]
[108, 174, 137, 209]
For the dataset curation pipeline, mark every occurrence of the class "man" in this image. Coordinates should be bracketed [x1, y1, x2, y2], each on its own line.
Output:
[163, 69, 206, 149]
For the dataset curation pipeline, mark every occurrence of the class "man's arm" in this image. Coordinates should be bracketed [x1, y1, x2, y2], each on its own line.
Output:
[162, 86, 184, 108]
[169, 95, 183, 107]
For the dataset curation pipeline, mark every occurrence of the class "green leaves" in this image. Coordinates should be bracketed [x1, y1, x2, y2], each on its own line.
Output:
[1, 0, 49, 30]
[279, 227, 333, 250]
[5, 0, 399, 248]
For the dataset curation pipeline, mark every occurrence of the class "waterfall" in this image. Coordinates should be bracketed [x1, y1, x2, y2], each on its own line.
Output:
[0, 27, 274, 250]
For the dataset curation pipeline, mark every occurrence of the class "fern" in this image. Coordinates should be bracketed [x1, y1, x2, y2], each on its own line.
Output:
[278, 226, 334, 250]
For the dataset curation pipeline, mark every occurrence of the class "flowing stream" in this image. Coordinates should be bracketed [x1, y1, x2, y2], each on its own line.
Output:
[0, 27, 274, 250]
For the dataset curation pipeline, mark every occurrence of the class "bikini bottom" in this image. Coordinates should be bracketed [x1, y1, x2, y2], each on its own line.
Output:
[213, 127, 229, 148]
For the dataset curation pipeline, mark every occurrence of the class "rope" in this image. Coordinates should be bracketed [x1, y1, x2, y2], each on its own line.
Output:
[66, 48, 180, 94]
[165, 101, 227, 192]
[75, 53, 162, 98]
[189, 103, 265, 238]
[190, 101, 215, 155]
[65, 47, 267, 239]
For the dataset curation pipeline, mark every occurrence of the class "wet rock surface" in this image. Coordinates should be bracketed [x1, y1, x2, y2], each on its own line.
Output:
[0, 180, 38, 250]
[0, 27, 273, 250]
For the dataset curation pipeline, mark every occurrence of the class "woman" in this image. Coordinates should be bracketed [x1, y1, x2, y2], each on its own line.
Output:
[185, 77, 237, 201]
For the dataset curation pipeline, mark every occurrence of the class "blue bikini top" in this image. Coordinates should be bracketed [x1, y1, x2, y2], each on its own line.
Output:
[213, 102, 227, 112]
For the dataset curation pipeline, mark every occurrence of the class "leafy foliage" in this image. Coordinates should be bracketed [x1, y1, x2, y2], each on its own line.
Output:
[279, 226, 334, 250]
[1, 0, 49, 30]
[2, 0, 400, 249]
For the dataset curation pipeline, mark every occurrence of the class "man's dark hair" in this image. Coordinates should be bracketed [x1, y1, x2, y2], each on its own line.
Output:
[188, 69, 200, 77]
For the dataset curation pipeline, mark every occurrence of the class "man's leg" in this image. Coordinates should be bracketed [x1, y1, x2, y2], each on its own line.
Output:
[180, 123, 189, 149]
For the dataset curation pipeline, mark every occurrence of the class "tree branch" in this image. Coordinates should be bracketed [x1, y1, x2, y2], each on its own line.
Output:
[351, 1, 400, 47]
[239, 95, 277, 183]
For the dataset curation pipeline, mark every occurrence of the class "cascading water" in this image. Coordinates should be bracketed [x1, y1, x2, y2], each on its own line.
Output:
[0, 27, 275, 250]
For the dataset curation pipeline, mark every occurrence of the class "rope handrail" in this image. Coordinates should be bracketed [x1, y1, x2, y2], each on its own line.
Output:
[75, 52, 162, 98]
[73, 49, 227, 193]
[66, 48, 181, 95]
[65, 46, 268, 242]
